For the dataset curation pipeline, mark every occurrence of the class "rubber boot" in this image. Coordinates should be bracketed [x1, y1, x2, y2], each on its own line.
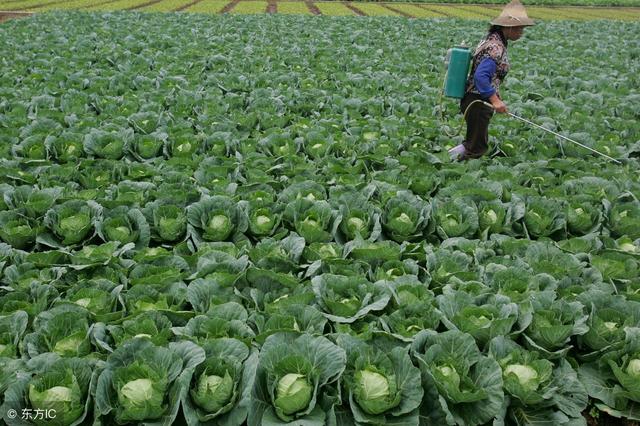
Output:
[448, 144, 466, 161]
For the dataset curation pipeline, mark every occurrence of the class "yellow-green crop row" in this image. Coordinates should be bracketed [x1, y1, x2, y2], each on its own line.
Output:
[527, 6, 582, 19]
[389, 4, 446, 17]
[556, 6, 640, 19]
[314, 2, 356, 16]
[453, 5, 499, 18]
[0, 0, 58, 11]
[141, 0, 194, 11]
[530, 7, 591, 19]
[408, 4, 452, 17]
[31, 0, 99, 11]
[84, 0, 154, 11]
[438, 5, 486, 19]
[229, 0, 267, 13]
[183, 0, 228, 13]
[277, 2, 312, 15]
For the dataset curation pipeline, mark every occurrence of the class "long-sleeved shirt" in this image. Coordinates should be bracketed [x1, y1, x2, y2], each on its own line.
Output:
[474, 58, 498, 98]
[465, 30, 510, 99]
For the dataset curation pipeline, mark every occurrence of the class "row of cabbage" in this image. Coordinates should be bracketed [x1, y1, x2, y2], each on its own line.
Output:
[1, 175, 639, 252]
[0, 231, 639, 424]
[2, 328, 635, 426]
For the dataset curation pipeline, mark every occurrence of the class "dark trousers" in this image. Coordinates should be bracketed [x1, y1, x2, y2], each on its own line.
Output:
[460, 93, 494, 160]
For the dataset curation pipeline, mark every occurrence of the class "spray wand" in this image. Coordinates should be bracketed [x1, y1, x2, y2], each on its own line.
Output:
[478, 101, 622, 164]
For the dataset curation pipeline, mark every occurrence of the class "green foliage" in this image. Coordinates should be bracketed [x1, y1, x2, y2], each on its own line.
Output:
[0, 12, 639, 426]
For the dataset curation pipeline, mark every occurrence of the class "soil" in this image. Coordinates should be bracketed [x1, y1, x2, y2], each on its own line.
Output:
[584, 409, 640, 426]
[305, 1, 321, 15]
[414, 4, 450, 17]
[125, 0, 164, 10]
[220, 0, 241, 13]
[344, 2, 365, 15]
[381, 4, 413, 17]
[0, 11, 32, 23]
[175, 0, 206, 11]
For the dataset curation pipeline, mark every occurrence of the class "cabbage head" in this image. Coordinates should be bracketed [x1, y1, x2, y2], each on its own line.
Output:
[382, 191, 429, 242]
[275, 373, 313, 415]
[187, 196, 248, 243]
[433, 197, 479, 239]
[96, 340, 188, 425]
[0, 211, 40, 249]
[284, 198, 335, 243]
[29, 371, 85, 425]
[44, 200, 99, 246]
[97, 207, 150, 249]
[608, 201, 640, 240]
[353, 367, 399, 415]
[522, 196, 566, 238]
[339, 335, 422, 424]
[249, 333, 345, 425]
[247, 204, 281, 237]
[144, 201, 187, 243]
[11, 358, 94, 426]
[609, 352, 640, 402]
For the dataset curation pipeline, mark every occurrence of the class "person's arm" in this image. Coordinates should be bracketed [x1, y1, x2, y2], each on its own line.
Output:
[473, 58, 507, 113]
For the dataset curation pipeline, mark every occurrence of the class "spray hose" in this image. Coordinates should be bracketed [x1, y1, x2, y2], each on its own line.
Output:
[437, 71, 494, 138]
[438, 98, 494, 138]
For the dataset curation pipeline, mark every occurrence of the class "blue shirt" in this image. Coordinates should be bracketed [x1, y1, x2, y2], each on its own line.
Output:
[474, 57, 497, 99]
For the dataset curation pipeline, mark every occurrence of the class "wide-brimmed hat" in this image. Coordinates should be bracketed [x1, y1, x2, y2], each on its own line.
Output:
[491, 0, 536, 27]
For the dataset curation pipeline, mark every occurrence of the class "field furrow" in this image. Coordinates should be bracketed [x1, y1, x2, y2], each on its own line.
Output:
[413, 4, 477, 18]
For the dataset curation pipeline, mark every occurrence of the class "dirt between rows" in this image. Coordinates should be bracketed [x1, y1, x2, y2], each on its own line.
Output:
[0, 11, 32, 23]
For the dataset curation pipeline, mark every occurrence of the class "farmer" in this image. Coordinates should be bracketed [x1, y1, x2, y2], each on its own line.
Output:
[449, 0, 535, 161]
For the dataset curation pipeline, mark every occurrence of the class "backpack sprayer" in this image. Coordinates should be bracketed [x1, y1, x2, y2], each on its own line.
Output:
[438, 43, 477, 138]
[439, 43, 621, 164]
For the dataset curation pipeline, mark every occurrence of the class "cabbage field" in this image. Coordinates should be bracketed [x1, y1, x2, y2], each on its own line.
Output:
[0, 11, 639, 426]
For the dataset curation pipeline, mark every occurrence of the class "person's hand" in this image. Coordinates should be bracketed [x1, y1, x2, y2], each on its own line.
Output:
[491, 98, 507, 113]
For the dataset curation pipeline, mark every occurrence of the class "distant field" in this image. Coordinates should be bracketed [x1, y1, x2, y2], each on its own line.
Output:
[1, 0, 639, 19]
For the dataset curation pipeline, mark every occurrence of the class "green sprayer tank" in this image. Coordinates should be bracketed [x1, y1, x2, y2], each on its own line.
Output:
[444, 46, 472, 99]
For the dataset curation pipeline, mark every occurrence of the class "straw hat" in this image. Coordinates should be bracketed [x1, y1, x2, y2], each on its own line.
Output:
[491, 0, 535, 27]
